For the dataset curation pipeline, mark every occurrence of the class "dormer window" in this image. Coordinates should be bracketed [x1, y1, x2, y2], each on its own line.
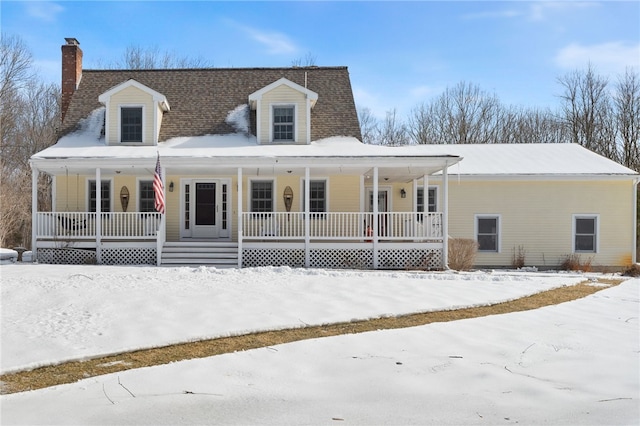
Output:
[273, 105, 294, 141]
[121, 107, 143, 142]
[98, 79, 169, 146]
[249, 78, 317, 145]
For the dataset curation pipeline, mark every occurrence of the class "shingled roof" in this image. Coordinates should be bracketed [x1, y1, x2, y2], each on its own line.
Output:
[61, 67, 362, 143]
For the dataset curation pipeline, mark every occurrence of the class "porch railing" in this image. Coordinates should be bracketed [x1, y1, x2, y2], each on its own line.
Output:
[35, 211, 443, 241]
[241, 212, 443, 241]
[35, 212, 162, 240]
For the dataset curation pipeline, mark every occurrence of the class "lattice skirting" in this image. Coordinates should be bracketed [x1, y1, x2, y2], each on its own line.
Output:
[243, 248, 442, 270]
[37, 248, 156, 265]
[378, 248, 443, 270]
[101, 248, 156, 265]
[243, 248, 305, 268]
[310, 249, 374, 269]
[38, 248, 96, 265]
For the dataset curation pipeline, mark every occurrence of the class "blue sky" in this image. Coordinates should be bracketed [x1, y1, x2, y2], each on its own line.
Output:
[2, 1, 639, 119]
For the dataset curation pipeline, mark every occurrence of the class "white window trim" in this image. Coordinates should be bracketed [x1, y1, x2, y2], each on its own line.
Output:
[300, 177, 330, 212]
[474, 214, 502, 253]
[269, 103, 297, 143]
[572, 214, 600, 253]
[87, 178, 114, 212]
[249, 178, 276, 212]
[118, 104, 145, 144]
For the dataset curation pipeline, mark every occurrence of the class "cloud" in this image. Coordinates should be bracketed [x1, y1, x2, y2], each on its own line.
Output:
[238, 24, 298, 55]
[409, 85, 439, 100]
[462, 2, 596, 22]
[555, 42, 640, 74]
[527, 1, 596, 21]
[26, 1, 64, 22]
[461, 9, 522, 20]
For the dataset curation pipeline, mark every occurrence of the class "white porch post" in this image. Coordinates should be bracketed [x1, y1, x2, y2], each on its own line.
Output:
[31, 167, 38, 260]
[442, 163, 449, 269]
[237, 167, 243, 268]
[423, 174, 429, 220]
[304, 167, 310, 267]
[372, 166, 379, 269]
[95, 168, 102, 264]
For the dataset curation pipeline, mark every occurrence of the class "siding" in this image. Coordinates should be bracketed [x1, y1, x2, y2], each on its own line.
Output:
[447, 179, 635, 268]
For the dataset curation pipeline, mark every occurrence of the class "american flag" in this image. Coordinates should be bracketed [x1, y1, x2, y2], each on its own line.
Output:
[154, 154, 165, 214]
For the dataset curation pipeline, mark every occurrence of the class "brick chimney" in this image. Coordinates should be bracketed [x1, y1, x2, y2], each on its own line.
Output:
[61, 38, 82, 123]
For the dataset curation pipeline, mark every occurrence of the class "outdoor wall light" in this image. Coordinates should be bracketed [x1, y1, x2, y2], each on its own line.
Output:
[400, 188, 407, 198]
[169, 181, 174, 192]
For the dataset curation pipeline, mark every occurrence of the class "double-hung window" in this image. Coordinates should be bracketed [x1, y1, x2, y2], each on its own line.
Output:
[574, 215, 598, 253]
[139, 181, 155, 212]
[89, 180, 111, 212]
[476, 215, 500, 252]
[417, 187, 437, 213]
[302, 180, 327, 217]
[121, 107, 143, 142]
[251, 181, 273, 213]
[273, 105, 294, 141]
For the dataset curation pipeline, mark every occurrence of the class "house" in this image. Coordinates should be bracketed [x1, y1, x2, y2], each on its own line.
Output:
[29, 39, 639, 270]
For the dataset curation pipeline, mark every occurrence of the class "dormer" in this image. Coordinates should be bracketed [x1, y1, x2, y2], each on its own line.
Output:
[98, 79, 170, 146]
[249, 77, 318, 145]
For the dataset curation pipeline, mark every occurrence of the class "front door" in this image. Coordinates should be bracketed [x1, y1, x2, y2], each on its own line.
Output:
[184, 179, 230, 239]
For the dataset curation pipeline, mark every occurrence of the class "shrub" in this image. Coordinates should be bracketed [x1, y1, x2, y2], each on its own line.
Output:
[560, 254, 593, 272]
[511, 245, 526, 269]
[623, 264, 640, 277]
[448, 238, 478, 271]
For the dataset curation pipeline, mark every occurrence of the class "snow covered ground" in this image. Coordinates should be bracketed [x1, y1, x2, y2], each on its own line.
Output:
[1, 264, 638, 425]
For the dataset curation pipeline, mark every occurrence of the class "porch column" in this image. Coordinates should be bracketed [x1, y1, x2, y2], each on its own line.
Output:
[304, 167, 310, 267]
[423, 174, 429, 220]
[95, 167, 102, 264]
[442, 163, 449, 269]
[31, 166, 38, 260]
[237, 167, 243, 268]
[372, 166, 379, 269]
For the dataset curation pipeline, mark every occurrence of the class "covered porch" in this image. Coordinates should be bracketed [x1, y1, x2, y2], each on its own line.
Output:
[30, 153, 460, 269]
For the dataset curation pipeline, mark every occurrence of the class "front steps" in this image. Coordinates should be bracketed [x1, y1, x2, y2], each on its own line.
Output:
[161, 241, 238, 268]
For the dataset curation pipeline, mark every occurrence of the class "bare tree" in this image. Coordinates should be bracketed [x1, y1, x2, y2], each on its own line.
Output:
[406, 82, 502, 144]
[557, 64, 616, 158]
[98, 44, 212, 69]
[0, 34, 58, 248]
[291, 52, 317, 67]
[407, 102, 438, 144]
[358, 107, 380, 145]
[378, 108, 409, 146]
[613, 68, 640, 171]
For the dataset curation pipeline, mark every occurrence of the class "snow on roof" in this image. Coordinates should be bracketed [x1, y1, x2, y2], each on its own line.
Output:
[32, 109, 637, 176]
[421, 143, 638, 176]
